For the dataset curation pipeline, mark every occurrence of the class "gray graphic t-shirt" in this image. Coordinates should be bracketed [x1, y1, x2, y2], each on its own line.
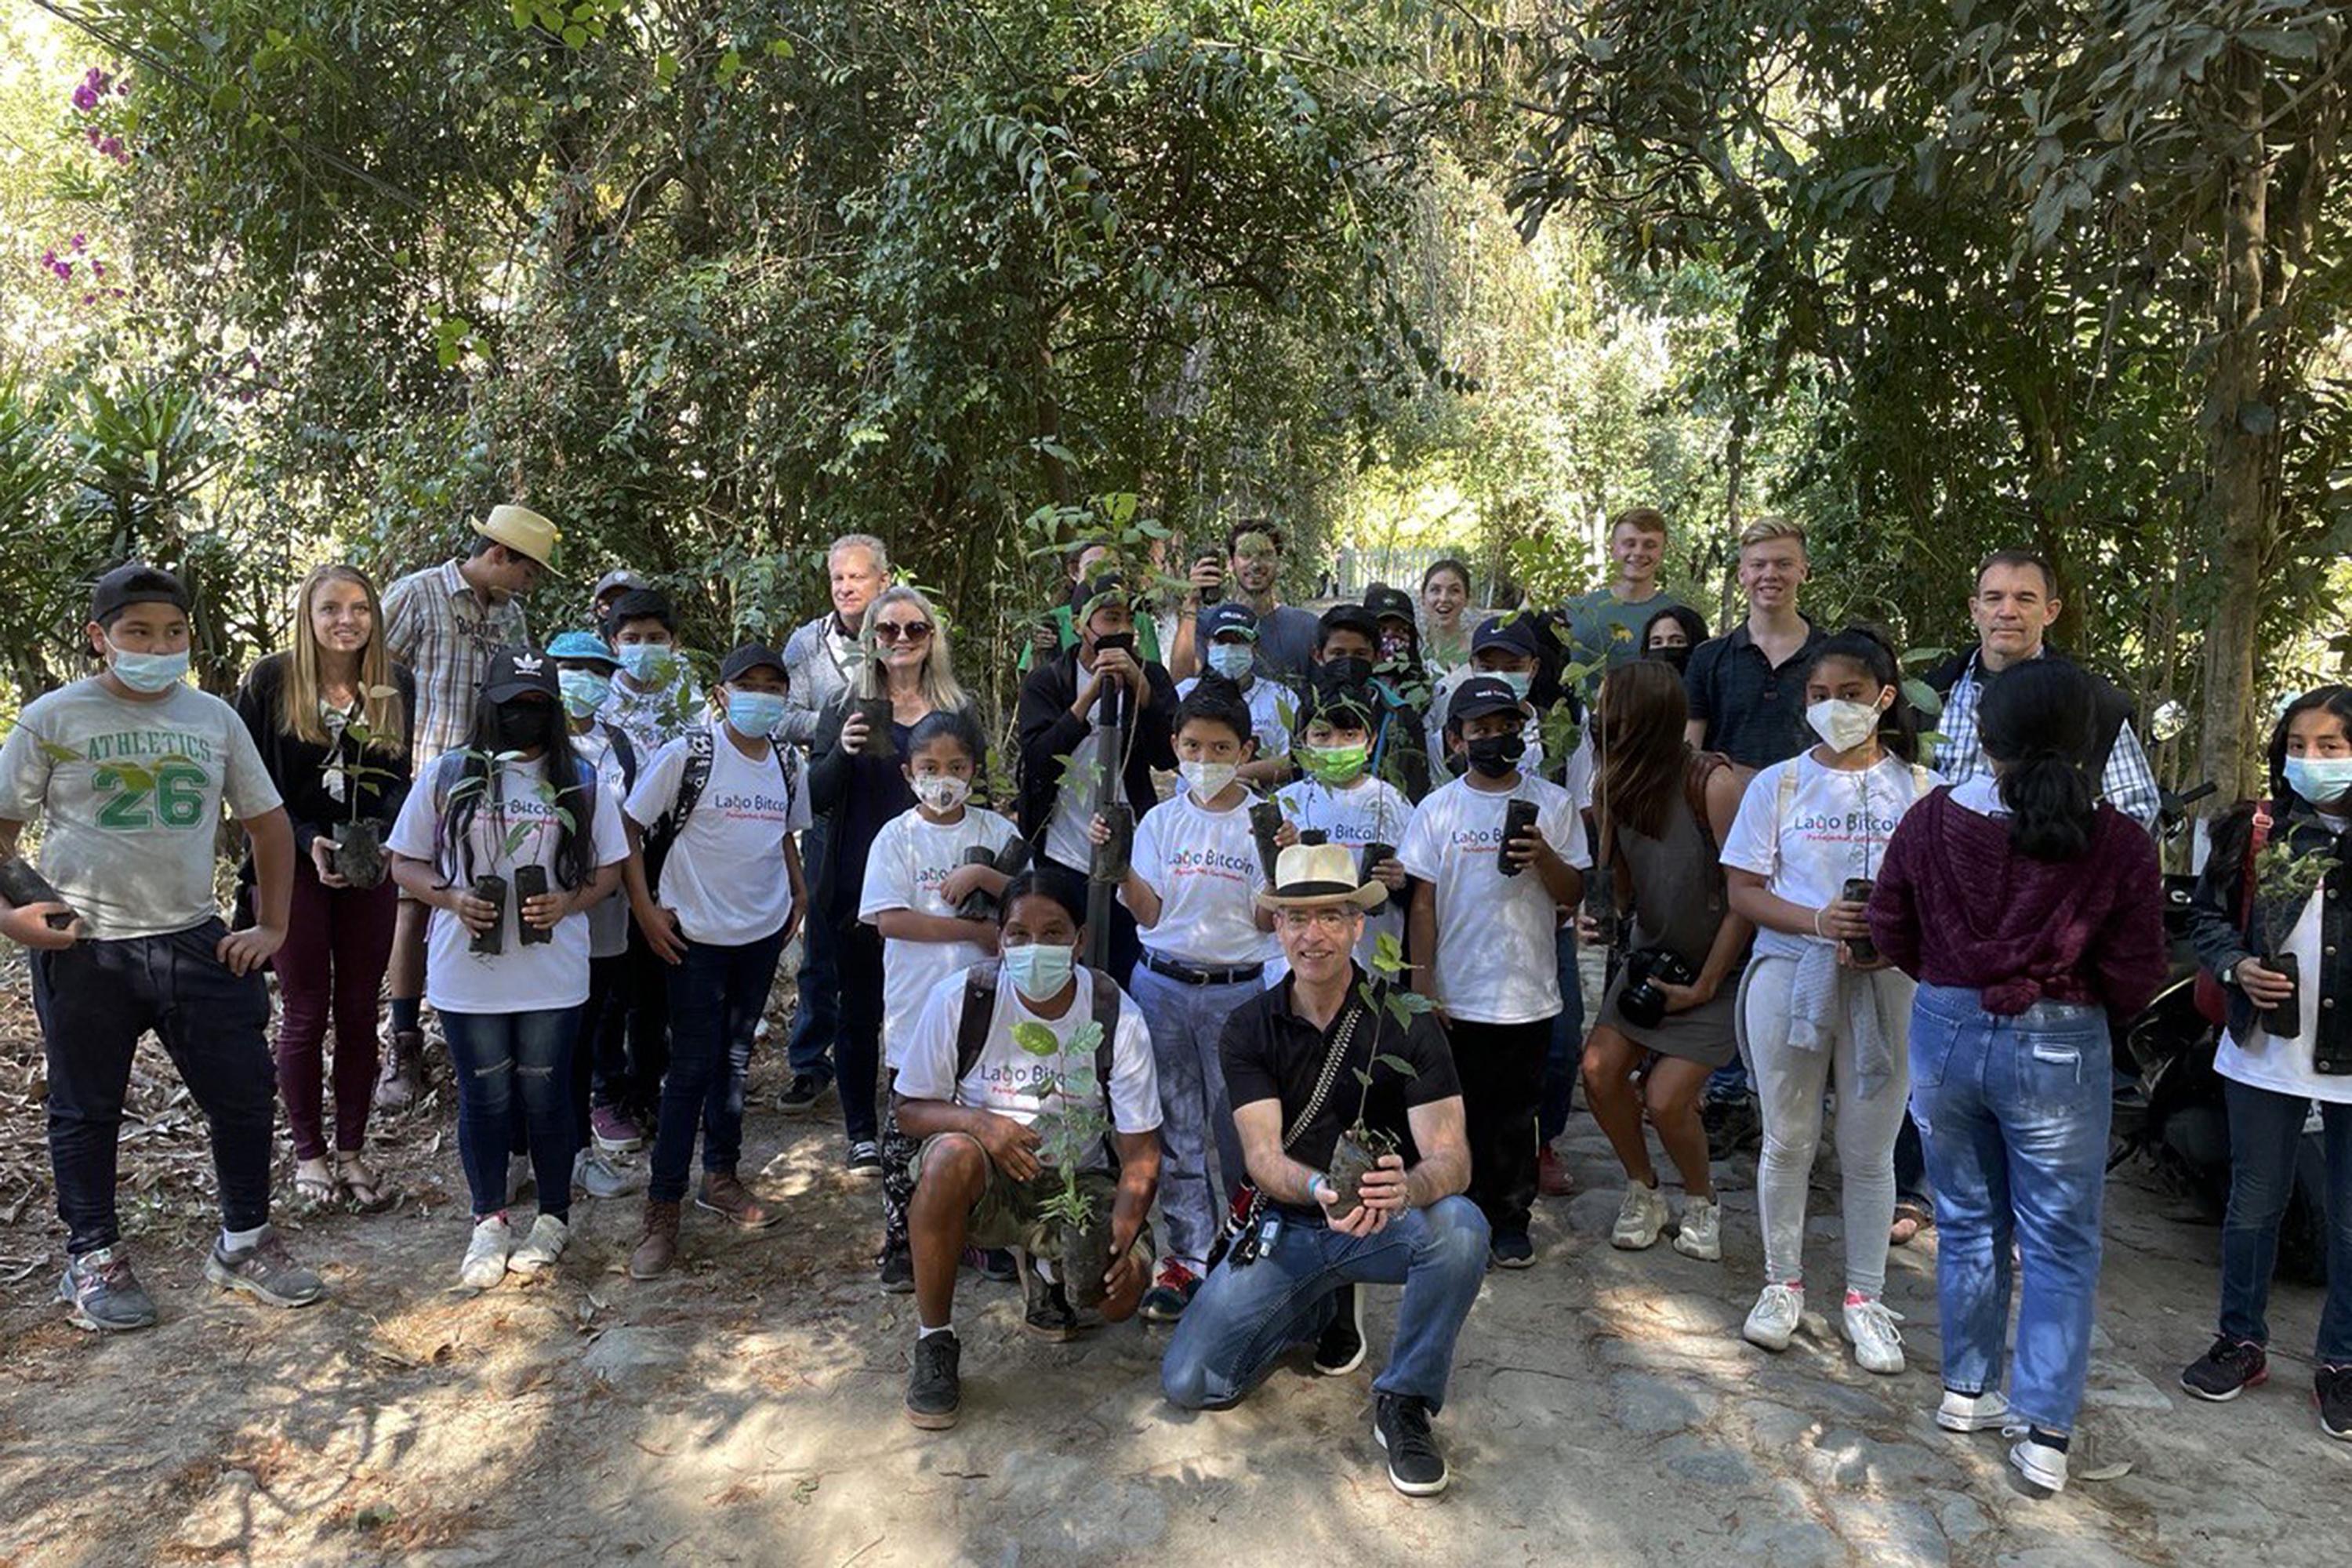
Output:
[0, 677, 282, 939]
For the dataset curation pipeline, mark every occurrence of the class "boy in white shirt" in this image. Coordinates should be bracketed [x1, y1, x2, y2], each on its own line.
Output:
[622, 642, 810, 1277]
[1269, 668, 1412, 980]
[1174, 602, 1294, 787]
[1399, 674, 1589, 1269]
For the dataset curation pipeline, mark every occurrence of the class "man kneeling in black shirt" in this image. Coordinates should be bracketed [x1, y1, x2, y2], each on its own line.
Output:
[1159, 843, 1486, 1497]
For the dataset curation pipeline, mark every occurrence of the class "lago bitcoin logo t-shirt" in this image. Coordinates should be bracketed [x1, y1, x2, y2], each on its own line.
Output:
[1124, 788, 1275, 968]
[625, 723, 811, 946]
[858, 805, 1020, 1068]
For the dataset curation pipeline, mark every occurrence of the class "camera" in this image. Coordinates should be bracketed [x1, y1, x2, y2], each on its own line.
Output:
[1617, 946, 1697, 1031]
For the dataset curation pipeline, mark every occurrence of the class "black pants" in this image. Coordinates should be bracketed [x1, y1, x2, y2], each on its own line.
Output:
[837, 917, 885, 1146]
[619, 923, 670, 1119]
[581, 952, 633, 1115]
[1448, 1015, 1553, 1244]
[32, 922, 275, 1255]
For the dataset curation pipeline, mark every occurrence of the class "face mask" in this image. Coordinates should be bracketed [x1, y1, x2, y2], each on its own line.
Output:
[1378, 630, 1414, 662]
[725, 690, 788, 738]
[1806, 697, 1885, 753]
[106, 641, 191, 694]
[1465, 731, 1526, 779]
[1321, 655, 1374, 688]
[913, 775, 971, 813]
[1002, 940, 1076, 1003]
[1178, 760, 1240, 801]
[2285, 755, 2352, 808]
[1207, 643, 1256, 681]
[1299, 742, 1369, 786]
[1496, 670, 1534, 701]
[491, 699, 554, 751]
[617, 643, 676, 684]
[558, 670, 611, 720]
[1650, 645, 1692, 674]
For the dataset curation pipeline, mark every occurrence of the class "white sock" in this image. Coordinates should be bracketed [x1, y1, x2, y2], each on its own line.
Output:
[917, 1321, 954, 1341]
[220, 1224, 267, 1253]
[1033, 1255, 1057, 1284]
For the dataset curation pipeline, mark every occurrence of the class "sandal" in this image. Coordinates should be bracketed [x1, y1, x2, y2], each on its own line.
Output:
[1889, 1201, 1933, 1247]
[292, 1157, 339, 1210]
[336, 1152, 394, 1214]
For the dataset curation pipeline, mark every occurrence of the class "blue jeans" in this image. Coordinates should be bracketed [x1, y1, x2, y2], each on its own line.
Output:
[786, 821, 839, 1085]
[652, 929, 788, 1203]
[1131, 963, 1259, 1270]
[1162, 1195, 1491, 1411]
[1908, 983, 2109, 1434]
[2220, 1078, 2352, 1363]
[442, 1007, 579, 1223]
[1541, 923, 1585, 1145]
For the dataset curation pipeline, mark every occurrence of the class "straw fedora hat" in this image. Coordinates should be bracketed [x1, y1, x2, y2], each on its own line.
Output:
[1256, 841, 1388, 913]
[473, 503, 561, 570]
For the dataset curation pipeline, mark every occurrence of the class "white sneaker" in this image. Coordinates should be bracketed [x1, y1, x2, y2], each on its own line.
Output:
[508, 1214, 569, 1276]
[1610, 1181, 1671, 1250]
[507, 1152, 535, 1203]
[1743, 1283, 1804, 1351]
[1937, 1388, 2012, 1432]
[2009, 1435, 2067, 1493]
[1843, 1294, 1907, 1374]
[460, 1215, 512, 1289]
[574, 1148, 644, 1200]
[1672, 1196, 1722, 1261]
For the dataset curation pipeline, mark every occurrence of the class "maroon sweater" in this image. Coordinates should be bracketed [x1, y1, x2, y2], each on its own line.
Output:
[1867, 788, 2168, 1018]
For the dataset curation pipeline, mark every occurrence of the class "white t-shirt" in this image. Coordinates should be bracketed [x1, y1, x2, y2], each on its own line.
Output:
[1124, 788, 1274, 967]
[857, 806, 1020, 1069]
[1043, 729, 1109, 872]
[1720, 750, 1943, 961]
[625, 724, 811, 947]
[1397, 773, 1590, 1025]
[1175, 673, 1295, 763]
[387, 753, 628, 1015]
[893, 964, 1162, 1165]
[573, 724, 633, 960]
[1266, 774, 1413, 978]
[2216, 884, 2352, 1105]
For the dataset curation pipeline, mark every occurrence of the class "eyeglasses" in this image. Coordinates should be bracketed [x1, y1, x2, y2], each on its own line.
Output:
[1277, 909, 1359, 933]
[873, 622, 933, 644]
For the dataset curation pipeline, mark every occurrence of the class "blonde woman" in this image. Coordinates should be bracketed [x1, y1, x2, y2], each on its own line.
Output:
[233, 565, 416, 1210]
[807, 586, 975, 1172]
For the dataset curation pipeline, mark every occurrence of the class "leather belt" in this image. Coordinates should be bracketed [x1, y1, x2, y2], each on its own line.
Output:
[1140, 949, 1265, 987]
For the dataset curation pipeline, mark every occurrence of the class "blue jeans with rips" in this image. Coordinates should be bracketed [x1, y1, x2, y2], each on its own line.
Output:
[442, 1007, 578, 1223]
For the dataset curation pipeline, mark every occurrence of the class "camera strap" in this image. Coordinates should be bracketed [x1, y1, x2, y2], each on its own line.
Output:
[1212, 998, 1366, 1269]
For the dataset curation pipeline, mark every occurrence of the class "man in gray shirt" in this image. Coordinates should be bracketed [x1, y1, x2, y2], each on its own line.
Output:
[1562, 505, 1687, 677]
[1218, 521, 1321, 683]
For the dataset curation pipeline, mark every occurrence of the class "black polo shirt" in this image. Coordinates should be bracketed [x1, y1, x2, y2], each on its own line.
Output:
[1220, 969, 1461, 1211]
[1683, 617, 1826, 768]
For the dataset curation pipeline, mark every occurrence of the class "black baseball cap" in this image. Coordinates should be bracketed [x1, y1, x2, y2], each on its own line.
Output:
[1199, 601, 1259, 642]
[1472, 613, 1544, 659]
[482, 645, 561, 704]
[718, 641, 788, 684]
[1446, 673, 1528, 726]
[1363, 583, 1415, 626]
[1318, 603, 1378, 644]
[90, 564, 190, 627]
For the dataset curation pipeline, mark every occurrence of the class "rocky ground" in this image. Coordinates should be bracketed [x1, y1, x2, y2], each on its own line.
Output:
[1, 961, 2348, 1567]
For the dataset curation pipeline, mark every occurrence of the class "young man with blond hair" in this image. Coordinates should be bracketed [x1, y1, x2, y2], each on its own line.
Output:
[1682, 517, 1825, 769]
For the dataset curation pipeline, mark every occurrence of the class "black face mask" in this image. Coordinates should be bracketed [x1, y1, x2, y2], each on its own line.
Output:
[1649, 645, 1692, 674]
[490, 699, 556, 752]
[1465, 731, 1526, 779]
[1320, 655, 1374, 688]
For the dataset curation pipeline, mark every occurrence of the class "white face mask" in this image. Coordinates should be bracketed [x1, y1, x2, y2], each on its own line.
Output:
[1178, 760, 1240, 801]
[1806, 697, 1884, 753]
[913, 775, 970, 813]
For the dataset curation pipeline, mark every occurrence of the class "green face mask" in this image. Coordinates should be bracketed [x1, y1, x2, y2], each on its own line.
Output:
[1298, 742, 1369, 785]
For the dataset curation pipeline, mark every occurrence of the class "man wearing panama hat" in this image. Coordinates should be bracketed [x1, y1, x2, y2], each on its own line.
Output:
[376, 503, 560, 1109]
[1160, 841, 1486, 1498]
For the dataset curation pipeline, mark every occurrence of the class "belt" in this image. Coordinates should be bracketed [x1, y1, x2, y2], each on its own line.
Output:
[1140, 950, 1265, 987]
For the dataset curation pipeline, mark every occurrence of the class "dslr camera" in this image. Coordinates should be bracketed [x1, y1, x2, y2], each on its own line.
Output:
[1617, 946, 1698, 1030]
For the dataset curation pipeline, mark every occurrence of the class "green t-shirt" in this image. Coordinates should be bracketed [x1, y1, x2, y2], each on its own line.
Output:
[1563, 587, 1687, 673]
[1017, 602, 1164, 675]
[0, 677, 281, 939]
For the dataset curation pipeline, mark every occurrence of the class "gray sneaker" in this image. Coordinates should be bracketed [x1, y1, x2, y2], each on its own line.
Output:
[574, 1147, 645, 1200]
[204, 1227, 325, 1308]
[58, 1246, 158, 1332]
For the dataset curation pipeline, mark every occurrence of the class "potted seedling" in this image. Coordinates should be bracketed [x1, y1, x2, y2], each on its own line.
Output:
[1012, 1017, 1117, 1307]
[319, 695, 406, 889]
[2253, 837, 2339, 1038]
[1326, 933, 1428, 1218]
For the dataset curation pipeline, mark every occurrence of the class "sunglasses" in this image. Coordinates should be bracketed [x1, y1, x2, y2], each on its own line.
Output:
[873, 621, 934, 644]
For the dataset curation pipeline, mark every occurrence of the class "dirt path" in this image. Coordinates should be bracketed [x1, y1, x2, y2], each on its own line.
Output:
[2, 989, 2349, 1566]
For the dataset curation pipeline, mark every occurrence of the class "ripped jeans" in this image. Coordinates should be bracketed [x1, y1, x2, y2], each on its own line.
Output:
[442, 1007, 579, 1222]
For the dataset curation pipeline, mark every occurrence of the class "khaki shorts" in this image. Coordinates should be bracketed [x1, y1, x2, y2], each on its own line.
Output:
[913, 1132, 1152, 1266]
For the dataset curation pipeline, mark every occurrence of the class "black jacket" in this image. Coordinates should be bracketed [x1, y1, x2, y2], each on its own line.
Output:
[231, 653, 419, 858]
[2186, 800, 2352, 1075]
[1922, 644, 2133, 782]
[1015, 648, 1178, 848]
[807, 695, 976, 926]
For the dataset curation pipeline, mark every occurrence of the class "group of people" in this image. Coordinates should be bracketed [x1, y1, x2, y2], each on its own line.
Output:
[0, 502, 2345, 1503]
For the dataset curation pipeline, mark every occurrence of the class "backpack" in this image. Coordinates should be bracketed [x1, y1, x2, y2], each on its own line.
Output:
[642, 724, 800, 884]
[2193, 801, 2274, 1026]
[955, 960, 1125, 1165]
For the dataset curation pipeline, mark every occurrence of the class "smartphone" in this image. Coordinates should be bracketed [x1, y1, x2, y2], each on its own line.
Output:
[1499, 798, 1539, 877]
[1196, 554, 1224, 608]
[1841, 877, 1878, 962]
[514, 864, 551, 946]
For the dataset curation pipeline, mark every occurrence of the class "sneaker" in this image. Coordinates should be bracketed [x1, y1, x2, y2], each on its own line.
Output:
[1020, 1250, 1078, 1342]
[2009, 1436, 2068, 1494]
[1936, 1388, 2013, 1432]
[1537, 1145, 1575, 1198]
[590, 1104, 643, 1153]
[846, 1140, 884, 1177]
[1373, 1392, 1449, 1497]
[1489, 1231, 1535, 1269]
[2318, 1365, 2352, 1440]
[905, 1330, 962, 1429]
[205, 1227, 325, 1308]
[56, 1246, 157, 1333]
[1673, 1196, 1722, 1261]
[1610, 1180, 1670, 1250]
[1313, 1283, 1367, 1376]
[962, 1246, 1018, 1283]
[878, 1241, 915, 1294]
[573, 1147, 644, 1200]
[1140, 1260, 1201, 1323]
[507, 1152, 535, 1204]
[2180, 1334, 2269, 1402]
[372, 1027, 426, 1112]
[510, 1213, 570, 1275]
[780, 1073, 830, 1116]
[630, 1200, 681, 1279]
[1743, 1282, 1804, 1351]
[1843, 1293, 1907, 1374]
[696, 1171, 783, 1230]
[459, 1215, 513, 1289]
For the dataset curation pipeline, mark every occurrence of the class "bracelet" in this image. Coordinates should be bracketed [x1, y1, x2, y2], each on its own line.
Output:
[1813, 906, 1828, 938]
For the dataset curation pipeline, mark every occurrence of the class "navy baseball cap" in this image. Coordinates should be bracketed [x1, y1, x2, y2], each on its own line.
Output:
[1200, 601, 1259, 642]
[1472, 613, 1544, 659]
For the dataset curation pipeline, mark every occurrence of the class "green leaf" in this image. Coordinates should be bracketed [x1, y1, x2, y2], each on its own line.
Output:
[1011, 1020, 1058, 1057]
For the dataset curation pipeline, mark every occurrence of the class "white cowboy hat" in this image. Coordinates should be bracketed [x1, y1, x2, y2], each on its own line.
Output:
[1256, 841, 1388, 913]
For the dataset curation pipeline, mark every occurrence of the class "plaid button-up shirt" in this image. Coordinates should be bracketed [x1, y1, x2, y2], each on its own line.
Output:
[382, 559, 530, 768]
[1932, 648, 2161, 832]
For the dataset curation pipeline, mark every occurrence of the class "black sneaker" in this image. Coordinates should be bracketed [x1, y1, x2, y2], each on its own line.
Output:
[56, 1246, 157, 1333]
[2180, 1334, 2268, 1402]
[1020, 1251, 1078, 1342]
[779, 1073, 830, 1116]
[204, 1228, 325, 1308]
[2319, 1365, 2352, 1440]
[846, 1140, 884, 1176]
[1313, 1283, 1367, 1376]
[905, 1331, 961, 1429]
[878, 1241, 914, 1295]
[1374, 1392, 1449, 1497]
[1490, 1231, 1535, 1270]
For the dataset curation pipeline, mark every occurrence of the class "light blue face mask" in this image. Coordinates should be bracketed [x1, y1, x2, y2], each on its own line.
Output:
[1207, 642, 1256, 681]
[2285, 754, 2352, 809]
[1001, 940, 1076, 1002]
[1497, 670, 1534, 700]
[617, 643, 677, 684]
[725, 690, 788, 738]
[107, 640, 190, 694]
[559, 670, 612, 720]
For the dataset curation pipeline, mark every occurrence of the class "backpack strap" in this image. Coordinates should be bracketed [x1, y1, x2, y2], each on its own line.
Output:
[645, 727, 716, 857]
[2238, 801, 2274, 940]
[605, 725, 638, 793]
[956, 960, 1003, 1083]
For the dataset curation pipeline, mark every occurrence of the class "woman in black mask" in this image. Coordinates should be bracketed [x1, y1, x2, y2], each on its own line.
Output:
[1641, 604, 1711, 676]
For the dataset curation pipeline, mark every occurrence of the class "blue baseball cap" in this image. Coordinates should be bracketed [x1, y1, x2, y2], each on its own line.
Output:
[547, 630, 619, 667]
